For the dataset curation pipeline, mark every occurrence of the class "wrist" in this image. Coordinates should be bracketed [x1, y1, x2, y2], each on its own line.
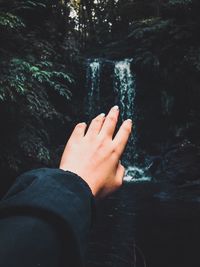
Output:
[59, 166, 97, 196]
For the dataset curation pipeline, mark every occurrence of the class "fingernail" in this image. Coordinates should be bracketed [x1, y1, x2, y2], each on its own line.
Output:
[126, 119, 132, 124]
[112, 105, 119, 110]
[99, 113, 105, 117]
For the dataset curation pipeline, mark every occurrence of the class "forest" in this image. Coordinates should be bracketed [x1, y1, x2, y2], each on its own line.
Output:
[0, 0, 200, 266]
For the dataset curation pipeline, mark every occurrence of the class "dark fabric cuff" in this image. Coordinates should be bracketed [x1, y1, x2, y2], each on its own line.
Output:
[0, 168, 95, 262]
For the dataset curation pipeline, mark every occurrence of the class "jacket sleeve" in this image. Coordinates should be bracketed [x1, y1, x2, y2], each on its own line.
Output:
[0, 168, 95, 267]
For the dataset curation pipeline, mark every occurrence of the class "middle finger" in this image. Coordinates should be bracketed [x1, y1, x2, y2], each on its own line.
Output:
[99, 106, 119, 138]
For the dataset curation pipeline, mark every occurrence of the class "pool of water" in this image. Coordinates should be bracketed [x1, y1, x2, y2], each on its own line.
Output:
[86, 181, 200, 267]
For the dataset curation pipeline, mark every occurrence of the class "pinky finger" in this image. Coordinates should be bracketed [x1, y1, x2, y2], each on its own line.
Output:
[115, 163, 125, 187]
[113, 119, 132, 157]
[68, 122, 87, 143]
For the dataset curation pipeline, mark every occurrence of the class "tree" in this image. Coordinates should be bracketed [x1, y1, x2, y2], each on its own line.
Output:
[0, 0, 78, 196]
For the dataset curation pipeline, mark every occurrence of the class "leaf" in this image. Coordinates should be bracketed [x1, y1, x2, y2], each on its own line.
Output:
[0, 12, 25, 30]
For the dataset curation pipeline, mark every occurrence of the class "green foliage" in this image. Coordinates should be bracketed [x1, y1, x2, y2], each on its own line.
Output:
[0, 12, 25, 29]
[19, 125, 51, 163]
[128, 19, 172, 40]
[184, 47, 200, 72]
[0, 58, 74, 102]
[168, 0, 192, 6]
[0, 0, 79, 195]
[13, 0, 47, 10]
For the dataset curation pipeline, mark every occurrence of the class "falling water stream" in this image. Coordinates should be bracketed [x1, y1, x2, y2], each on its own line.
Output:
[85, 59, 101, 117]
[114, 59, 135, 122]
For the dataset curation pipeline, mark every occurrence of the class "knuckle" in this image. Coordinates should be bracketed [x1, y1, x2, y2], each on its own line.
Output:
[98, 140, 107, 150]
[112, 146, 120, 156]
[97, 135, 105, 143]
[93, 117, 101, 123]
[108, 115, 116, 123]
[97, 141, 104, 150]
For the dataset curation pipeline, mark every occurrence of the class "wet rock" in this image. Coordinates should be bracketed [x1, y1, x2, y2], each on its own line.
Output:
[155, 140, 200, 184]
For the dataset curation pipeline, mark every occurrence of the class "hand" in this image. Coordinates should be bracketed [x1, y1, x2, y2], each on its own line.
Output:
[59, 106, 132, 198]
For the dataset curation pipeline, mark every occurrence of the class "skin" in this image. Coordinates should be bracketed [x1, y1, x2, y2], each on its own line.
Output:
[59, 106, 132, 198]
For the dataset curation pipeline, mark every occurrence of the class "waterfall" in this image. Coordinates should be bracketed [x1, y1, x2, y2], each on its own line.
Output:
[113, 59, 151, 182]
[114, 59, 135, 121]
[85, 59, 101, 117]
[85, 58, 151, 183]
[114, 59, 136, 165]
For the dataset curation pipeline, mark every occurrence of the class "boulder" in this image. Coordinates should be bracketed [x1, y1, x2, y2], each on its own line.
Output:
[154, 140, 200, 184]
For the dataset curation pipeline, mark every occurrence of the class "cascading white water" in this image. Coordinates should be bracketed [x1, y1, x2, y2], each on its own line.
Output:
[86, 58, 151, 183]
[113, 59, 151, 182]
[114, 59, 136, 121]
[114, 59, 136, 164]
[85, 59, 101, 117]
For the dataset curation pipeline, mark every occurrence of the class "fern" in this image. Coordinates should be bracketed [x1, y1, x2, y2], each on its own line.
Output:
[184, 47, 200, 72]
[19, 131, 51, 164]
[0, 0, 79, 193]
[12, 1, 47, 11]
[0, 58, 74, 102]
[0, 12, 25, 30]
[168, 0, 192, 6]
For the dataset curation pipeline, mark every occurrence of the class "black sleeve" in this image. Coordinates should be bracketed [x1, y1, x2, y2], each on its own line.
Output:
[0, 168, 95, 267]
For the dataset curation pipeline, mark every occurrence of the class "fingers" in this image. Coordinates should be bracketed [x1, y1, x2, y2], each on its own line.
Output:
[68, 107, 132, 160]
[68, 122, 87, 143]
[115, 163, 125, 187]
[86, 113, 105, 137]
[99, 106, 119, 138]
[113, 119, 132, 157]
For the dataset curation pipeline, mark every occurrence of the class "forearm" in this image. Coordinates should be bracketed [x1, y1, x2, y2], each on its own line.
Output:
[0, 216, 64, 267]
[0, 168, 94, 267]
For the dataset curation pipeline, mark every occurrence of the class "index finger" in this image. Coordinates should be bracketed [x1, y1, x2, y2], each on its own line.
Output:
[112, 119, 132, 157]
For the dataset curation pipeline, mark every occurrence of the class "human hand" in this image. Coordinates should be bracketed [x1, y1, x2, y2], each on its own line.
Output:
[59, 106, 132, 198]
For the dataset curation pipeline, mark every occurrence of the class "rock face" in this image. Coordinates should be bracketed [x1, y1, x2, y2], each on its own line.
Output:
[151, 141, 200, 184]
